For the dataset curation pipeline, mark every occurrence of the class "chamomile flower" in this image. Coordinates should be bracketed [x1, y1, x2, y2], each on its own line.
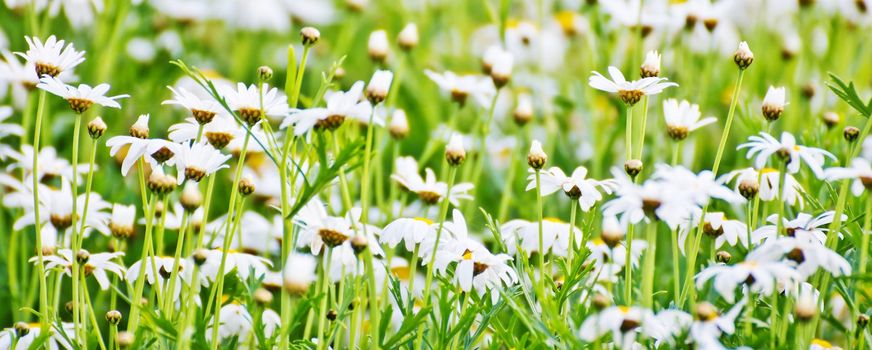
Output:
[662, 99, 716, 141]
[282, 253, 317, 295]
[588, 66, 678, 106]
[106, 121, 181, 176]
[500, 218, 581, 257]
[423, 69, 495, 107]
[162, 86, 223, 124]
[293, 199, 383, 256]
[602, 167, 701, 229]
[430, 210, 517, 302]
[173, 141, 231, 184]
[108, 203, 136, 238]
[36, 75, 128, 113]
[199, 249, 272, 285]
[0, 322, 76, 350]
[381, 217, 435, 252]
[0, 107, 23, 141]
[527, 166, 618, 211]
[753, 235, 851, 279]
[282, 81, 373, 135]
[16, 35, 85, 78]
[695, 245, 802, 303]
[390, 157, 474, 206]
[221, 82, 289, 126]
[14, 180, 111, 240]
[752, 212, 843, 246]
[168, 114, 243, 149]
[0, 50, 39, 92]
[720, 167, 805, 207]
[689, 301, 745, 349]
[36, 249, 125, 290]
[579, 306, 665, 347]
[738, 132, 835, 178]
[126, 256, 192, 290]
[206, 303, 253, 342]
[824, 157, 872, 196]
[678, 211, 749, 254]
[6, 145, 89, 181]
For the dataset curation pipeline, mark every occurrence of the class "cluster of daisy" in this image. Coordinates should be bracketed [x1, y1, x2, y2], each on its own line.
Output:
[1, 1, 872, 350]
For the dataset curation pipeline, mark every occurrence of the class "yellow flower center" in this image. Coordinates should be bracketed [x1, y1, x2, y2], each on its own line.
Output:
[414, 217, 434, 225]
[544, 217, 563, 223]
[811, 339, 833, 348]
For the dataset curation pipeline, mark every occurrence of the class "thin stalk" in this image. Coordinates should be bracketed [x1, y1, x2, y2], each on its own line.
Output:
[670, 228, 680, 299]
[625, 106, 634, 160]
[31, 89, 50, 329]
[635, 96, 649, 160]
[316, 248, 334, 350]
[414, 166, 458, 350]
[535, 170, 546, 297]
[70, 115, 83, 345]
[127, 194, 156, 332]
[568, 202, 578, 266]
[641, 222, 657, 307]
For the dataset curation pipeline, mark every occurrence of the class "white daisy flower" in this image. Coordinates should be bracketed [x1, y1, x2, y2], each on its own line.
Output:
[662, 99, 716, 141]
[35, 249, 125, 290]
[15, 35, 85, 78]
[381, 217, 436, 252]
[429, 210, 518, 302]
[36, 75, 128, 113]
[205, 303, 253, 342]
[282, 253, 317, 295]
[162, 86, 224, 124]
[756, 235, 851, 278]
[579, 306, 666, 347]
[695, 244, 801, 303]
[526, 166, 618, 211]
[168, 114, 243, 150]
[126, 256, 192, 291]
[678, 211, 749, 254]
[602, 167, 702, 229]
[221, 82, 289, 126]
[390, 157, 474, 206]
[761, 85, 787, 121]
[293, 199, 383, 256]
[281, 81, 373, 135]
[199, 249, 272, 286]
[0, 106, 24, 139]
[809, 339, 840, 350]
[737, 132, 835, 178]
[824, 157, 872, 196]
[173, 141, 231, 184]
[720, 167, 805, 207]
[14, 180, 111, 241]
[752, 212, 843, 246]
[588, 66, 678, 105]
[500, 217, 581, 257]
[0, 322, 77, 350]
[106, 117, 181, 176]
[423, 69, 495, 108]
[5, 145, 89, 181]
[0, 50, 40, 93]
[108, 203, 136, 238]
[688, 301, 745, 350]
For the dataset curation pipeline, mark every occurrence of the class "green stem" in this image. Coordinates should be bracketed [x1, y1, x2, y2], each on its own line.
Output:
[31, 89, 50, 328]
[316, 248, 334, 350]
[535, 170, 546, 297]
[414, 166, 458, 350]
[711, 69, 746, 177]
[641, 222, 657, 308]
[625, 106, 634, 161]
[127, 193, 156, 332]
[635, 96, 649, 160]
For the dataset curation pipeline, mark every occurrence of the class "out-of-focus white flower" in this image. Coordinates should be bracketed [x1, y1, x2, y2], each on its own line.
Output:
[390, 156, 474, 206]
[173, 142, 231, 184]
[282, 81, 373, 135]
[738, 132, 834, 178]
[424, 70, 495, 108]
[825, 157, 872, 196]
[589, 66, 678, 105]
[720, 167, 805, 207]
[283, 253, 317, 295]
[662, 99, 716, 141]
[696, 244, 801, 303]
[526, 166, 617, 211]
[501, 218, 581, 257]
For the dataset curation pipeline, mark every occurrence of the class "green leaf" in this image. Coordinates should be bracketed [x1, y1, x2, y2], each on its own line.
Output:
[826, 73, 872, 118]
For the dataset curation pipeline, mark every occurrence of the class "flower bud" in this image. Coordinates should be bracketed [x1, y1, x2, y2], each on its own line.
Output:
[76, 249, 90, 264]
[366, 70, 393, 104]
[238, 176, 256, 196]
[715, 251, 731, 263]
[592, 293, 610, 310]
[193, 249, 208, 266]
[601, 221, 624, 249]
[368, 30, 389, 63]
[327, 309, 338, 321]
[445, 134, 467, 166]
[129, 114, 150, 139]
[351, 234, 368, 254]
[822, 111, 841, 129]
[14, 322, 30, 336]
[624, 159, 643, 178]
[389, 109, 409, 139]
[88, 117, 107, 139]
[738, 178, 759, 199]
[640, 50, 661, 78]
[254, 288, 273, 305]
[106, 310, 123, 325]
[795, 291, 817, 322]
[257, 66, 273, 81]
[734, 41, 754, 70]
[398, 23, 419, 51]
[858, 314, 869, 329]
[301, 27, 321, 46]
[148, 171, 177, 196]
[527, 140, 547, 170]
[181, 182, 203, 212]
[488, 49, 513, 88]
[513, 93, 534, 126]
[844, 126, 860, 142]
[117, 331, 135, 348]
[762, 86, 786, 122]
[346, 0, 367, 12]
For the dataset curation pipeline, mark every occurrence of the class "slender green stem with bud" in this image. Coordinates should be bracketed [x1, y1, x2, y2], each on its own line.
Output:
[31, 89, 50, 329]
